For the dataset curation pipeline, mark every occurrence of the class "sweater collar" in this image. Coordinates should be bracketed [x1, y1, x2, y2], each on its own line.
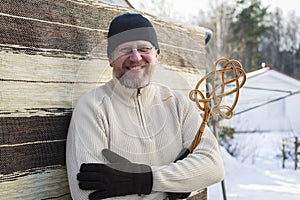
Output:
[109, 76, 155, 106]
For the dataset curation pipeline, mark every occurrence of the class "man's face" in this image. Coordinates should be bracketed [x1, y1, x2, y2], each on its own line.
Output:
[109, 40, 159, 89]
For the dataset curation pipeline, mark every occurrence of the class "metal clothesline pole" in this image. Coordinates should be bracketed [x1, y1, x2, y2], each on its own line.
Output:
[212, 119, 227, 200]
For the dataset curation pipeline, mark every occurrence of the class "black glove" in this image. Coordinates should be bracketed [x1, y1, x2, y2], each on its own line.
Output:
[77, 151, 153, 200]
[168, 148, 191, 200]
[99, 148, 190, 200]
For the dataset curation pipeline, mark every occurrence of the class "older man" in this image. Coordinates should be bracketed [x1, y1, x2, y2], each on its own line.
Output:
[66, 13, 224, 200]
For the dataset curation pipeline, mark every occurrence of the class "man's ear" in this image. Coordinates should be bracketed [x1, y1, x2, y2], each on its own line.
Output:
[108, 57, 114, 67]
[155, 52, 159, 64]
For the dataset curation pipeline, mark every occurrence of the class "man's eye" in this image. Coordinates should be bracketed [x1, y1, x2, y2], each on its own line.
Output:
[120, 48, 132, 53]
[138, 47, 153, 52]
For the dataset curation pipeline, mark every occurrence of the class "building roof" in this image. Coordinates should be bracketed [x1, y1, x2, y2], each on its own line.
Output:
[246, 66, 300, 93]
[226, 66, 300, 116]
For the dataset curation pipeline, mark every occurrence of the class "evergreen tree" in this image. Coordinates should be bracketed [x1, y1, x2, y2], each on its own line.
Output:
[227, 0, 269, 72]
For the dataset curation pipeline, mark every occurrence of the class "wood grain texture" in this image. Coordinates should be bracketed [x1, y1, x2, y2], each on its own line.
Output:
[0, 166, 70, 199]
[0, 0, 208, 199]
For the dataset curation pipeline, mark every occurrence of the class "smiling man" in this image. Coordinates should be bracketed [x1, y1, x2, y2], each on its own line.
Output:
[107, 13, 159, 89]
[66, 13, 224, 200]
[109, 40, 157, 88]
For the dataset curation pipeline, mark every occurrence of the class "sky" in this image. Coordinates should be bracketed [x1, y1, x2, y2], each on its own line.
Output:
[260, 0, 299, 14]
[171, 0, 299, 14]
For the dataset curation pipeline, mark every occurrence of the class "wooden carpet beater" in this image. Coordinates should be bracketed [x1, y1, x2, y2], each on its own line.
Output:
[188, 58, 246, 152]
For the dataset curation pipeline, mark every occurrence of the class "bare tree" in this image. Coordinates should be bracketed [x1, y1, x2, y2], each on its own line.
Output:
[262, 9, 300, 78]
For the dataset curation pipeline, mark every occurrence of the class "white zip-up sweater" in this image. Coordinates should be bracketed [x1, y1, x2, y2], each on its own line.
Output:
[66, 77, 224, 200]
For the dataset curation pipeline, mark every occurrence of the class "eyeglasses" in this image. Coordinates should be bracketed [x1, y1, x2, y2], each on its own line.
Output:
[116, 45, 155, 56]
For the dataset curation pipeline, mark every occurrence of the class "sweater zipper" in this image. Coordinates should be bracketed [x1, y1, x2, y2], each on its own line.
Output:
[136, 88, 147, 134]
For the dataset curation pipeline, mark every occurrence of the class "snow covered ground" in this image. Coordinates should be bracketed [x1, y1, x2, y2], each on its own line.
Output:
[208, 132, 300, 200]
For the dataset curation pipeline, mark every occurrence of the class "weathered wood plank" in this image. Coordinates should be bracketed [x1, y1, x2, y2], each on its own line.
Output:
[0, 81, 96, 113]
[0, 14, 102, 54]
[0, 0, 119, 30]
[0, 115, 70, 197]
[0, 116, 70, 174]
[152, 64, 205, 95]
[0, 116, 70, 145]
[0, 0, 208, 199]
[0, 167, 70, 199]
[0, 51, 111, 82]
[1, 141, 66, 174]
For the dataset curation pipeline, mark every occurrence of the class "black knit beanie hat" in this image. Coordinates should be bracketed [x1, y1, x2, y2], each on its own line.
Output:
[107, 13, 160, 57]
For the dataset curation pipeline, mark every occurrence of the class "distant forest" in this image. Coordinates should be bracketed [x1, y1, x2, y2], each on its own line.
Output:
[201, 0, 300, 80]
[135, 0, 300, 79]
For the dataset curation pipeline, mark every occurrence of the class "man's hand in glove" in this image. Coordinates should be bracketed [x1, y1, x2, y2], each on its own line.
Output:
[168, 148, 191, 200]
[77, 149, 153, 200]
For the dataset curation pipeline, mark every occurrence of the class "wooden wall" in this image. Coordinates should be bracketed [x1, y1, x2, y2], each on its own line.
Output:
[0, 0, 207, 199]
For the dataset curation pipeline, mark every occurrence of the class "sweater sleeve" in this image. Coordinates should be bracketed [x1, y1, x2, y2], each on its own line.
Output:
[66, 91, 109, 200]
[151, 92, 225, 192]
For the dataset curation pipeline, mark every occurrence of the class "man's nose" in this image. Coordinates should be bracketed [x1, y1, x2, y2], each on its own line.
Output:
[129, 49, 142, 62]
